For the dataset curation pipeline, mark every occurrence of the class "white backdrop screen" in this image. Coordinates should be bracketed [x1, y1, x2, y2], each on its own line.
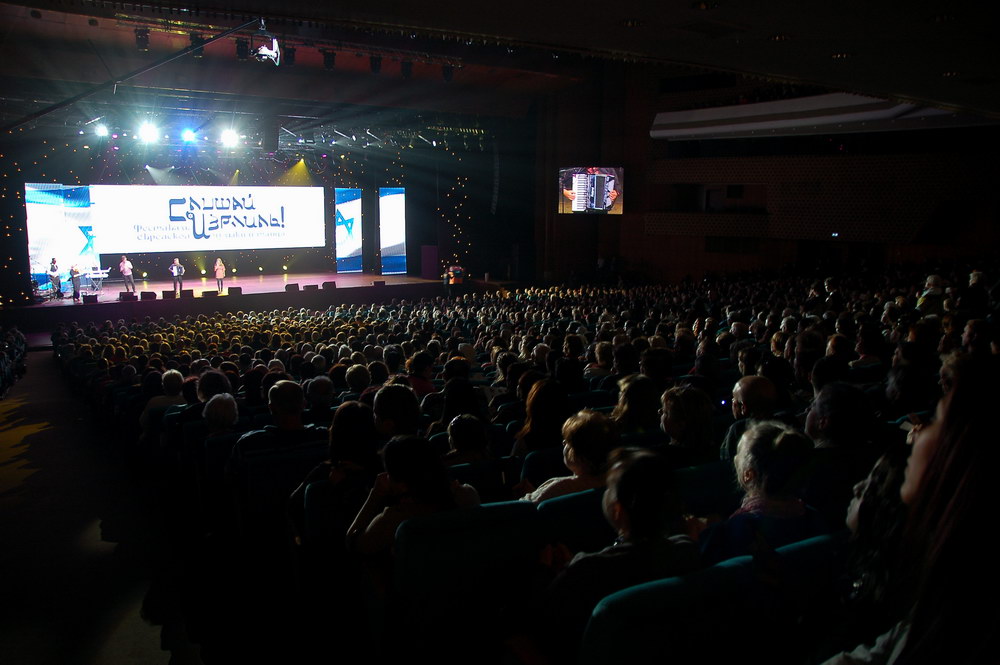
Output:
[25, 183, 325, 273]
[379, 187, 406, 274]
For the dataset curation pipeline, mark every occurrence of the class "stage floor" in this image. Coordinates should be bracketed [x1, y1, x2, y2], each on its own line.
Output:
[32, 272, 434, 308]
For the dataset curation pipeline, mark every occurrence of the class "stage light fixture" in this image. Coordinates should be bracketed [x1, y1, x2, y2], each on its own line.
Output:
[95, 124, 109, 137]
[323, 50, 336, 70]
[282, 265, 288, 271]
[182, 129, 197, 142]
[283, 46, 295, 66]
[370, 55, 382, 74]
[235, 38, 249, 61]
[221, 129, 239, 147]
[135, 28, 149, 51]
[201, 269, 207, 275]
[138, 122, 159, 143]
[401, 61, 413, 79]
[253, 37, 280, 65]
[258, 266, 263, 272]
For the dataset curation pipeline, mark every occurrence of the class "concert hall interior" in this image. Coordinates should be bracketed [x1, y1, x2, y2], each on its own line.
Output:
[0, 2, 998, 664]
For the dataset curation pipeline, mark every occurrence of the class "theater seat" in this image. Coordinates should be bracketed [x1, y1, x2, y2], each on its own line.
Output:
[537, 488, 615, 554]
[580, 531, 848, 665]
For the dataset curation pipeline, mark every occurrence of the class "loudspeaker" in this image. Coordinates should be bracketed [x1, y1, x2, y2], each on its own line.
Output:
[202, 290, 218, 297]
[180, 289, 194, 298]
[322, 281, 337, 290]
[285, 283, 300, 292]
[162, 290, 176, 299]
[140, 291, 156, 300]
[372, 280, 386, 287]
[228, 287, 242, 296]
[82, 294, 98, 304]
[118, 292, 137, 302]
[303, 284, 319, 291]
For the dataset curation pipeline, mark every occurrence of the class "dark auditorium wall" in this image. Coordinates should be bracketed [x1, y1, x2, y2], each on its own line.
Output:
[535, 62, 1000, 282]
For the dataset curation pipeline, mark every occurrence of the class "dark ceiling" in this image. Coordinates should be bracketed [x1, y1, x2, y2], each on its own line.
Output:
[2, 0, 997, 133]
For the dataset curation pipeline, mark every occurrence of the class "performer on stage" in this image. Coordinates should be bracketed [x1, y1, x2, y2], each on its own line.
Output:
[169, 258, 185, 294]
[48, 258, 62, 299]
[119, 255, 136, 292]
[214, 258, 226, 292]
[70, 264, 82, 301]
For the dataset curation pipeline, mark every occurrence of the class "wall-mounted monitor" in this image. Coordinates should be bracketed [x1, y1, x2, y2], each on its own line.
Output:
[557, 167, 623, 214]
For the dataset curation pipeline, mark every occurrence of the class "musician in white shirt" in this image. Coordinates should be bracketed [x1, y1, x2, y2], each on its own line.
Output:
[119, 255, 136, 292]
[169, 258, 185, 293]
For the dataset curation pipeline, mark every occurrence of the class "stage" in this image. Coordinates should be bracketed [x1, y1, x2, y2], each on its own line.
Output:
[4, 272, 460, 335]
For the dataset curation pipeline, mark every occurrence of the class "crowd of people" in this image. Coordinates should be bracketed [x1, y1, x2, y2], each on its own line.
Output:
[50, 257, 998, 662]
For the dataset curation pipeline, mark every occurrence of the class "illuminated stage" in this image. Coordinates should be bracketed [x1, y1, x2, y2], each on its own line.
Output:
[7, 272, 452, 334]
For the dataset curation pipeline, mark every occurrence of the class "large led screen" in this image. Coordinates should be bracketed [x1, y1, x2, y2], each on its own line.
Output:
[335, 188, 363, 273]
[25, 183, 325, 274]
[379, 187, 406, 274]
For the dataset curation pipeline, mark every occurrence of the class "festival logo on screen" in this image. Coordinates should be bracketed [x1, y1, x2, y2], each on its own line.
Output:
[335, 188, 363, 273]
[167, 192, 286, 240]
[25, 183, 325, 265]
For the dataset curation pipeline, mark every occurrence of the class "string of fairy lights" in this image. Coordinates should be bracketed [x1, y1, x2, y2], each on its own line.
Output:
[0, 122, 488, 307]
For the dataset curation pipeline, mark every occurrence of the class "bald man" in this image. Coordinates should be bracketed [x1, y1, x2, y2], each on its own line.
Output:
[720, 375, 778, 461]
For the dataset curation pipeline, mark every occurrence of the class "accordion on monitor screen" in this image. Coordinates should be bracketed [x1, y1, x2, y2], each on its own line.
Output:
[571, 172, 616, 213]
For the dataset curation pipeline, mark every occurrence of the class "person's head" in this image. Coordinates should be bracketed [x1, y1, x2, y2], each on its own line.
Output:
[329, 400, 380, 470]
[203, 392, 238, 432]
[734, 421, 813, 498]
[196, 369, 232, 403]
[561, 410, 617, 478]
[731, 375, 777, 420]
[121, 255, 127, 262]
[345, 364, 371, 393]
[382, 436, 454, 507]
[447, 414, 488, 454]
[602, 448, 680, 541]
[406, 351, 434, 378]
[660, 386, 714, 448]
[161, 368, 184, 396]
[611, 373, 661, 432]
[267, 380, 306, 418]
[373, 384, 420, 437]
[173, 258, 179, 265]
[805, 382, 875, 448]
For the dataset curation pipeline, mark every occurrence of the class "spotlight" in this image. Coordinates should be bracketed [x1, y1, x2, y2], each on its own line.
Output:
[253, 37, 280, 66]
[442, 64, 453, 82]
[135, 28, 149, 51]
[370, 55, 382, 74]
[138, 122, 159, 143]
[142, 272, 148, 278]
[258, 266, 263, 272]
[283, 46, 295, 66]
[235, 38, 249, 61]
[401, 61, 412, 79]
[190, 33, 205, 57]
[221, 129, 239, 147]
[95, 124, 109, 137]
[201, 269, 207, 275]
[323, 50, 336, 70]
[181, 129, 197, 142]
[282, 265, 288, 271]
